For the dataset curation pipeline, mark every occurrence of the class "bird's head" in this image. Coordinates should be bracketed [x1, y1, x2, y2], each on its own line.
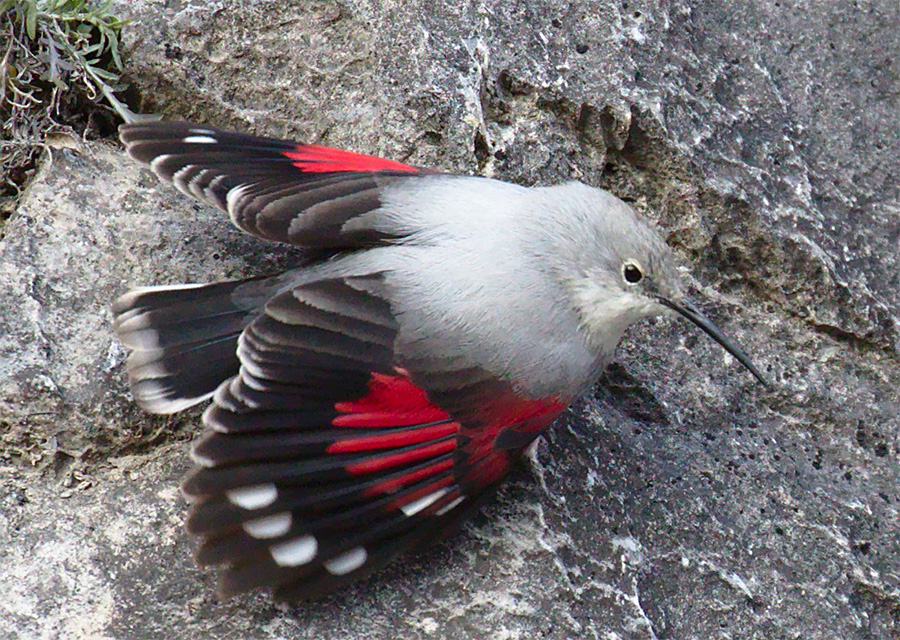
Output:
[538, 182, 768, 385]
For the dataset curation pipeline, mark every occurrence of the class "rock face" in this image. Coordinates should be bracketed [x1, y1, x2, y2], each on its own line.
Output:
[1, 1, 897, 638]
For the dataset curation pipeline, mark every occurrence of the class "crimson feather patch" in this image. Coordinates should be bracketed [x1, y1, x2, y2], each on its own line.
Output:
[282, 145, 419, 174]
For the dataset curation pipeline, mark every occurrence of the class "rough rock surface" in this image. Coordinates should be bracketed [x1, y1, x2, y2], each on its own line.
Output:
[1, 1, 898, 638]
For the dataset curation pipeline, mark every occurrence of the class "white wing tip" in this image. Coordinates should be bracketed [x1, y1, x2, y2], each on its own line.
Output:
[227, 484, 278, 510]
[324, 547, 368, 575]
[182, 135, 217, 144]
[114, 283, 208, 311]
[436, 495, 466, 517]
[400, 488, 450, 517]
[133, 384, 214, 415]
[243, 513, 293, 539]
[270, 535, 318, 567]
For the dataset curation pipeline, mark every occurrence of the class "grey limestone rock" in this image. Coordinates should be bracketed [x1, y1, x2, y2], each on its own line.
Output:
[1, 1, 897, 638]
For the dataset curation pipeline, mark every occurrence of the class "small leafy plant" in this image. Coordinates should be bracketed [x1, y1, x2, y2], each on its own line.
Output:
[1, 0, 133, 203]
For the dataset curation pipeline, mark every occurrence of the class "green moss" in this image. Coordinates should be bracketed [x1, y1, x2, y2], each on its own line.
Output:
[1, 0, 135, 199]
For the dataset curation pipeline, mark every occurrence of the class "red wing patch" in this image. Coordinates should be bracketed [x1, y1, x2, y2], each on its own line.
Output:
[184, 358, 567, 599]
[283, 145, 419, 174]
[326, 423, 458, 453]
[457, 391, 567, 490]
[488, 395, 567, 450]
[333, 373, 452, 428]
[326, 372, 461, 481]
[321, 372, 465, 529]
[325, 371, 564, 493]
[120, 121, 424, 250]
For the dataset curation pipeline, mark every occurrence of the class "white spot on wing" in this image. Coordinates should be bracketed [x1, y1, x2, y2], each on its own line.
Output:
[150, 153, 173, 172]
[436, 495, 466, 516]
[189, 128, 216, 135]
[400, 488, 449, 517]
[243, 513, 292, 539]
[227, 483, 277, 510]
[208, 174, 227, 190]
[182, 135, 217, 144]
[226, 184, 251, 216]
[188, 168, 220, 205]
[271, 535, 318, 567]
[172, 164, 197, 184]
[324, 547, 367, 575]
[203, 173, 229, 207]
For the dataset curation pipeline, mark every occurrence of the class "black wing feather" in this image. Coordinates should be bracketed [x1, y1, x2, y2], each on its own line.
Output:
[119, 121, 423, 248]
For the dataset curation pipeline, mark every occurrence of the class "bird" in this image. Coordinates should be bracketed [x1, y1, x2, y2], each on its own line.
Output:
[113, 120, 768, 601]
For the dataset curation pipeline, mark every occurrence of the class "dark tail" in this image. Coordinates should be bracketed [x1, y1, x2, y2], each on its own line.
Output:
[112, 275, 285, 414]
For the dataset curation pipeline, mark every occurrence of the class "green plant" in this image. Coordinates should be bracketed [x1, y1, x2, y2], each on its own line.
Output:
[1, 0, 134, 198]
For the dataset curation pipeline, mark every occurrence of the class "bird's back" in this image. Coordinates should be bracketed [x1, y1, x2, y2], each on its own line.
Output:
[309, 173, 605, 400]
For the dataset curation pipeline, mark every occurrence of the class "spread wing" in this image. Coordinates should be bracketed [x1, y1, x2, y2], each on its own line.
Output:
[119, 121, 424, 248]
[179, 274, 567, 600]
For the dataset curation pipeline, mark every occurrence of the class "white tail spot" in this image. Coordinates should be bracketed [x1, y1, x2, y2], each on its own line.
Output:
[324, 547, 367, 575]
[271, 535, 318, 567]
[243, 513, 292, 539]
[401, 488, 449, 517]
[117, 323, 160, 350]
[189, 446, 216, 468]
[227, 484, 277, 510]
[436, 495, 466, 516]
[238, 355, 266, 381]
[125, 357, 168, 379]
[135, 383, 214, 415]
[202, 402, 229, 433]
[114, 283, 207, 313]
[182, 135, 217, 144]
[213, 378, 233, 407]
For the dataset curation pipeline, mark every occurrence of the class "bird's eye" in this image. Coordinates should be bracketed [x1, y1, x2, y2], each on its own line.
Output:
[623, 261, 644, 284]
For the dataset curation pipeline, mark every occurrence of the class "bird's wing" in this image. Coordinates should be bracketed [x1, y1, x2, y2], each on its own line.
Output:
[119, 121, 423, 248]
[184, 273, 567, 600]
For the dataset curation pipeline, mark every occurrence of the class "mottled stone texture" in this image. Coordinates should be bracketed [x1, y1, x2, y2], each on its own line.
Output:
[1, 1, 897, 638]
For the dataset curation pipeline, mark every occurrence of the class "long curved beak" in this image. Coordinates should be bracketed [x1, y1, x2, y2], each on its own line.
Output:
[658, 297, 770, 387]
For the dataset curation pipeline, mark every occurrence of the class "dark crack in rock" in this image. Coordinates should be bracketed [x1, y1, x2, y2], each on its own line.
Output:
[1, 1, 897, 638]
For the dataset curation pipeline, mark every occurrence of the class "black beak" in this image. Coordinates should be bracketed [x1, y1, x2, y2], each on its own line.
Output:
[658, 297, 770, 387]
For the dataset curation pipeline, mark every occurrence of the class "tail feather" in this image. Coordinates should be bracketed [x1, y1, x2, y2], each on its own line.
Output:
[113, 277, 280, 414]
